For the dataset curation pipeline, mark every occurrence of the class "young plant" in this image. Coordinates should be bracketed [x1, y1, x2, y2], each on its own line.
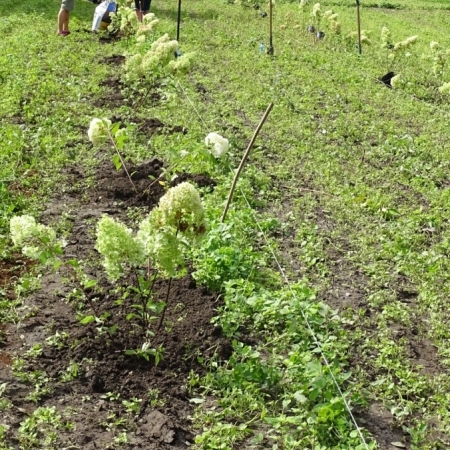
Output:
[9, 215, 64, 266]
[310, 3, 322, 33]
[429, 41, 448, 80]
[9, 182, 206, 364]
[87, 118, 135, 190]
[95, 182, 207, 359]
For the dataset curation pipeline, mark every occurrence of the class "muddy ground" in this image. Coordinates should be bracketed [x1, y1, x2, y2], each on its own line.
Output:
[0, 47, 234, 449]
[0, 119, 230, 449]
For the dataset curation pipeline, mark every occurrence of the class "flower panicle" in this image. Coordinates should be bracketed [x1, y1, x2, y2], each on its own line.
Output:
[10, 215, 60, 261]
[205, 132, 229, 158]
[88, 118, 112, 145]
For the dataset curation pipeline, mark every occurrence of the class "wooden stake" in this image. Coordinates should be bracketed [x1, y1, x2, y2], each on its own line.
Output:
[221, 103, 273, 223]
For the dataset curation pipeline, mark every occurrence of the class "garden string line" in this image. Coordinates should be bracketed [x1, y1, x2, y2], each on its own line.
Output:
[176, 79, 370, 449]
[239, 188, 371, 450]
[170, 94, 372, 450]
[176, 81, 208, 129]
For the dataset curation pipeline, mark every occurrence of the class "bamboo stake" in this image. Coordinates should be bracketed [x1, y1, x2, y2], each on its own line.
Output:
[221, 103, 273, 223]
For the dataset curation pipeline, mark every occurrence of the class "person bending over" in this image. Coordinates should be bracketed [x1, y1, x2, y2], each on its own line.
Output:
[134, 0, 151, 22]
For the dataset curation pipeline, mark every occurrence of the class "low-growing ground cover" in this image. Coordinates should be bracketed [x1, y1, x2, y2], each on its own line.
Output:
[2, 0, 450, 449]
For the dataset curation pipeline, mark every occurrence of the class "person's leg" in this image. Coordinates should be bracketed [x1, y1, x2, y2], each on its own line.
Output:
[134, 0, 143, 22]
[58, 8, 69, 33]
[57, 0, 74, 34]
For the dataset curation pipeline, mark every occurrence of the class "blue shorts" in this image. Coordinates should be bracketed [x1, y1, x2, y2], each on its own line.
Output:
[134, 0, 151, 12]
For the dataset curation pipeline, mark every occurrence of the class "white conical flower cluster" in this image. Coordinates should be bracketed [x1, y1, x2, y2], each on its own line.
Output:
[205, 132, 229, 158]
[95, 216, 145, 280]
[88, 118, 111, 145]
[124, 34, 194, 82]
[438, 82, 450, 94]
[96, 183, 206, 279]
[10, 215, 59, 260]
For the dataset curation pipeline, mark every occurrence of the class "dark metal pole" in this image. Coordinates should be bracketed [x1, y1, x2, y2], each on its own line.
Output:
[176, 0, 182, 42]
[356, 0, 362, 55]
[268, 0, 274, 55]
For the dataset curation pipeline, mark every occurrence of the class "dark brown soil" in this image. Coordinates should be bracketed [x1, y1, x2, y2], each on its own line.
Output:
[0, 156, 229, 449]
[171, 173, 217, 190]
[0, 256, 34, 290]
[137, 118, 187, 136]
[95, 77, 127, 108]
[101, 55, 126, 66]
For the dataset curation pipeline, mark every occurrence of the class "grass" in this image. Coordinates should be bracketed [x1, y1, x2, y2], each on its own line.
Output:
[2, 0, 450, 448]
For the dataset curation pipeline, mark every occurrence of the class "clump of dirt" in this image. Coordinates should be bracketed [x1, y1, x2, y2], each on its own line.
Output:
[0, 155, 227, 449]
[101, 55, 126, 65]
[138, 118, 188, 136]
[95, 157, 165, 206]
[95, 76, 127, 108]
[0, 256, 35, 292]
[172, 173, 217, 191]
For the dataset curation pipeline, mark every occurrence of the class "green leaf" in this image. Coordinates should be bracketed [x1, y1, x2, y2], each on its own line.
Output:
[112, 154, 122, 171]
[111, 122, 120, 135]
[309, 388, 319, 401]
[80, 315, 96, 325]
[67, 259, 79, 268]
[84, 279, 97, 289]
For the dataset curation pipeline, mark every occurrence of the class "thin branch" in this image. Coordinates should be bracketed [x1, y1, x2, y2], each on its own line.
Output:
[156, 277, 172, 332]
[143, 153, 189, 194]
[107, 129, 136, 191]
[221, 103, 273, 222]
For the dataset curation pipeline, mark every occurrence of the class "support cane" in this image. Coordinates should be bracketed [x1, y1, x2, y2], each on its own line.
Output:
[356, 0, 362, 55]
[267, 0, 274, 55]
[174, 0, 182, 57]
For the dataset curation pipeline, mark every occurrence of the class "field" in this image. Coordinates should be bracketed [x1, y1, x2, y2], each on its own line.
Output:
[1, 0, 450, 448]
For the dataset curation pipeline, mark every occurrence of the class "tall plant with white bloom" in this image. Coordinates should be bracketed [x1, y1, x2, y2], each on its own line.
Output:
[10, 215, 63, 263]
[310, 3, 322, 30]
[124, 33, 195, 86]
[9, 183, 207, 363]
[95, 182, 206, 351]
[323, 10, 340, 35]
[430, 41, 448, 79]
[87, 117, 135, 190]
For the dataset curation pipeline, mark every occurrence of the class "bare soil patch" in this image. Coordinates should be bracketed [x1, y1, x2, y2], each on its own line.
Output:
[0, 155, 229, 448]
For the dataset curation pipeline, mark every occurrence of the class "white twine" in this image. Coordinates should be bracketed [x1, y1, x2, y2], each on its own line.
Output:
[239, 189, 371, 450]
